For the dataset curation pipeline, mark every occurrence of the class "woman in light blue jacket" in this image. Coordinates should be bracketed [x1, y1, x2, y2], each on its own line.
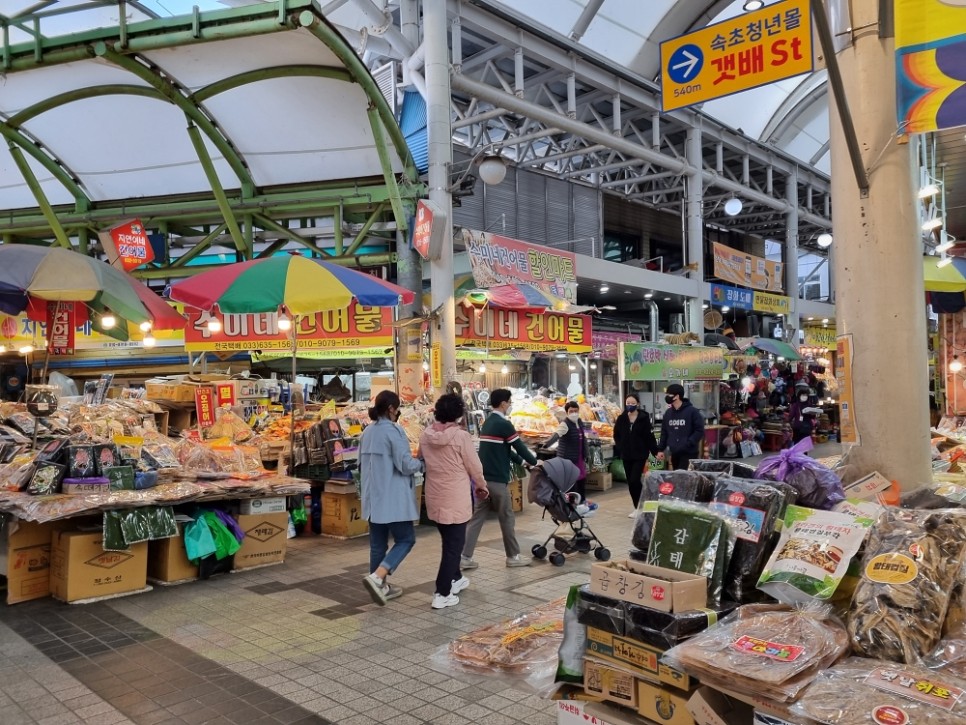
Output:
[360, 390, 424, 606]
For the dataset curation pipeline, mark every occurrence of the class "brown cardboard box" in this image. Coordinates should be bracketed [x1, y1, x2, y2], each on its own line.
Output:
[148, 526, 197, 584]
[583, 661, 638, 709]
[508, 478, 524, 512]
[589, 560, 707, 612]
[711, 685, 819, 724]
[322, 490, 368, 538]
[233, 513, 288, 569]
[585, 627, 692, 691]
[586, 472, 614, 491]
[0, 517, 69, 604]
[687, 687, 754, 725]
[145, 382, 196, 403]
[638, 681, 697, 725]
[50, 531, 148, 603]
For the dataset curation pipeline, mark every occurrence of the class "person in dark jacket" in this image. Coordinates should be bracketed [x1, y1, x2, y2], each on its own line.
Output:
[788, 383, 820, 445]
[613, 392, 659, 516]
[656, 383, 705, 471]
[544, 401, 596, 513]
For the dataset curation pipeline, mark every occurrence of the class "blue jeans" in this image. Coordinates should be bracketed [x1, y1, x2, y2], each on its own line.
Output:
[369, 521, 416, 575]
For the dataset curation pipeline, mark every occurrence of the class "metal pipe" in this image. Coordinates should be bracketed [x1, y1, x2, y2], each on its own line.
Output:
[645, 300, 660, 342]
[185, 123, 246, 252]
[6, 142, 71, 247]
[569, 0, 605, 41]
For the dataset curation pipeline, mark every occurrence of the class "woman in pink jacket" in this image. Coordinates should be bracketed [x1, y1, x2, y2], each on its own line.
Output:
[419, 393, 488, 610]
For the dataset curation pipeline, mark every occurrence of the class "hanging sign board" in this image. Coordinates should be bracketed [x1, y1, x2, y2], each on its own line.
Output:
[411, 199, 446, 261]
[430, 342, 442, 389]
[46, 302, 76, 355]
[462, 229, 578, 302]
[455, 307, 592, 352]
[660, 0, 813, 112]
[99, 218, 155, 271]
[753, 291, 791, 315]
[183, 305, 393, 352]
[710, 283, 754, 310]
[622, 343, 726, 381]
[194, 386, 216, 429]
[592, 331, 641, 360]
[895, 0, 966, 133]
[712, 242, 785, 293]
[836, 333, 860, 444]
[803, 326, 836, 350]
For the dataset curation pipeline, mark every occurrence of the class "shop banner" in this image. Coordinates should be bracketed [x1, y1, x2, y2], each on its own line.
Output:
[455, 306, 592, 352]
[184, 305, 393, 352]
[592, 331, 641, 360]
[430, 342, 442, 389]
[195, 386, 216, 428]
[99, 218, 155, 271]
[462, 229, 578, 302]
[895, 0, 966, 133]
[46, 302, 77, 355]
[836, 333, 860, 444]
[753, 291, 791, 314]
[710, 283, 754, 310]
[250, 348, 390, 361]
[215, 382, 236, 408]
[411, 199, 445, 261]
[803, 326, 836, 350]
[622, 343, 726, 381]
[1, 312, 183, 351]
[712, 242, 784, 293]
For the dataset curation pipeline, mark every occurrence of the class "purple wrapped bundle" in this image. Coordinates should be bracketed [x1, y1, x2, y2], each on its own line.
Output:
[753, 437, 846, 510]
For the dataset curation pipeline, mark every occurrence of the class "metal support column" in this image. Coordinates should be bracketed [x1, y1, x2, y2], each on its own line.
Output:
[185, 122, 246, 253]
[685, 126, 705, 335]
[7, 141, 71, 248]
[785, 169, 799, 342]
[425, 0, 456, 389]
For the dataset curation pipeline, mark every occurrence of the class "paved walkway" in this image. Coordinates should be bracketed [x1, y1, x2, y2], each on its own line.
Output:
[0, 448, 842, 725]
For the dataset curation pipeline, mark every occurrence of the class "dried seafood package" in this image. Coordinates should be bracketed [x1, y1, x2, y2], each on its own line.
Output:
[661, 603, 849, 702]
[646, 501, 735, 604]
[632, 470, 716, 552]
[792, 657, 966, 724]
[848, 508, 966, 663]
[709, 477, 785, 603]
[758, 505, 874, 605]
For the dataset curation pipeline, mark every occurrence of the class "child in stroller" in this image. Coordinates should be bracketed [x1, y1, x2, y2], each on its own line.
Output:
[527, 458, 610, 567]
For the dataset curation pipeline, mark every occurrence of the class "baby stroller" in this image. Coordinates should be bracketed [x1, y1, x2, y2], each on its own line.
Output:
[528, 458, 610, 566]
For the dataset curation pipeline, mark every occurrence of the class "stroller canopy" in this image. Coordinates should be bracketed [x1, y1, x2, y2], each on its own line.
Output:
[528, 458, 580, 506]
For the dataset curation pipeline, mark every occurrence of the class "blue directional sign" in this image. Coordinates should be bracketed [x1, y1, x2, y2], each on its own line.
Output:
[666, 44, 704, 85]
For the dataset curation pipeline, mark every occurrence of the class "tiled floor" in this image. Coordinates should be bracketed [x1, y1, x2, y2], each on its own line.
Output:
[1, 445, 841, 724]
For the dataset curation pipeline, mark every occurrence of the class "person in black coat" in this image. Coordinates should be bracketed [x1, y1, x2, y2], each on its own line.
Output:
[613, 392, 659, 515]
[544, 400, 589, 502]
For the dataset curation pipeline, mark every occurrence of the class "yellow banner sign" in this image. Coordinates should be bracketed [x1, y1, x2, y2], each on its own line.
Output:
[712, 242, 785, 293]
[0, 314, 183, 351]
[803, 326, 836, 349]
[836, 334, 860, 444]
[753, 291, 791, 314]
[660, 0, 813, 112]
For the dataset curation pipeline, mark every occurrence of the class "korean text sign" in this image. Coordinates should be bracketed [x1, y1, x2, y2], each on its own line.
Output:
[660, 0, 813, 112]
[455, 306, 591, 352]
[462, 229, 578, 302]
[712, 242, 785, 293]
[183, 304, 393, 352]
[622, 343, 725, 381]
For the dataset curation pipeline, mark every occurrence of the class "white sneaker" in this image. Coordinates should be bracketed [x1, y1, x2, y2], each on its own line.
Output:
[460, 556, 479, 570]
[506, 555, 532, 567]
[432, 593, 459, 609]
[451, 576, 470, 594]
[363, 573, 387, 605]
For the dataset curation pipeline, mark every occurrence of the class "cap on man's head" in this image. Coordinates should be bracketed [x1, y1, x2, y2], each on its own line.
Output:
[666, 383, 685, 398]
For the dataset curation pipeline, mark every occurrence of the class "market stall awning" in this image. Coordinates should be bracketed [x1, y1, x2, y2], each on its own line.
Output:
[745, 337, 802, 361]
[924, 256, 966, 292]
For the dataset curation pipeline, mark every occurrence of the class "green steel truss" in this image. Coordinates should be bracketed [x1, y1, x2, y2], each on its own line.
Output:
[0, 1, 423, 277]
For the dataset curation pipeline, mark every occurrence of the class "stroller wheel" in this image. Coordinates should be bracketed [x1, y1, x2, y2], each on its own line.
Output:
[549, 552, 566, 567]
[594, 548, 611, 561]
[532, 544, 548, 559]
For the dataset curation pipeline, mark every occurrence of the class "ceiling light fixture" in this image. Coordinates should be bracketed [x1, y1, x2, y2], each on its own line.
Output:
[599, 284, 610, 293]
[951, 356, 964, 373]
[207, 317, 222, 333]
[18, 345, 33, 355]
[478, 155, 508, 186]
[817, 233, 833, 248]
[478, 362, 486, 374]
[100, 314, 116, 330]
[143, 335, 157, 348]
[139, 321, 152, 333]
[277, 311, 292, 332]
[644, 292, 654, 299]
[822, 318, 829, 324]
[724, 197, 743, 216]
[500, 364, 509, 374]
[923, 216, 944, 232]
[722, 305, 731, 313]
[743, 0, 765, 10]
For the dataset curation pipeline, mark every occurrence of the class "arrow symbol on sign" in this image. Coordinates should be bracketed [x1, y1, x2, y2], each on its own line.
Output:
[672, 50, 700, 80]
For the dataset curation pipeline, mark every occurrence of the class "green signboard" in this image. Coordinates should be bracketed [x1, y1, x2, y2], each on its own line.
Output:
[622, 343, 726, 381]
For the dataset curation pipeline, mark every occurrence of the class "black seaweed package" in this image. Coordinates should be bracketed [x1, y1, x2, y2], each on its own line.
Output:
[730, 461, 759, 479]
[689, 460, 734, 475]
[104, 465, 135, 491]
[36, 437, 67, 464]
[632, 470, 716, 552]
[709, 477, 784, 603]
[68, 445, 96, 478]
[93, 444, 120, 475]
[624, 600, 738, 649]
[27, 461, 65, 495]
[576, 584, 625, 636]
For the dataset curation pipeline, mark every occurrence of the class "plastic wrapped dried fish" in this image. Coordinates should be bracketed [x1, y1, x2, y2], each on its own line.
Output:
[848, 508, 966, 663]
[793, 657, 966, 724]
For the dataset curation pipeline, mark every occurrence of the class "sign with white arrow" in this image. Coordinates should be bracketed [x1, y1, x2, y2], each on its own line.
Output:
[659, 0, 813, 112]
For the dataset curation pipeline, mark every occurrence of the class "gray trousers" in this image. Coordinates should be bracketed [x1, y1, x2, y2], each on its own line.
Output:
[462, 480, 520, 558]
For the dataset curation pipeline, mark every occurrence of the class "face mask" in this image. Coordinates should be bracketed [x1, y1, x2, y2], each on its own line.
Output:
[567, 413, 580, 423]
[625, 404, 637, 413]
[504, 406, 512, 416]
[391, 409, 401, 422]
[665, 395, 676, 404]
[799, 395, 808, 402]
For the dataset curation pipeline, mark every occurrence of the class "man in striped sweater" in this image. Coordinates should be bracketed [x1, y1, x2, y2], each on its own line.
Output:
[461, 389, 538, 569]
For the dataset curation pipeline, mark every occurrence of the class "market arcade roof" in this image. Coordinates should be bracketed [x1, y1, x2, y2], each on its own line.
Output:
[0, 0, 419, 269]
